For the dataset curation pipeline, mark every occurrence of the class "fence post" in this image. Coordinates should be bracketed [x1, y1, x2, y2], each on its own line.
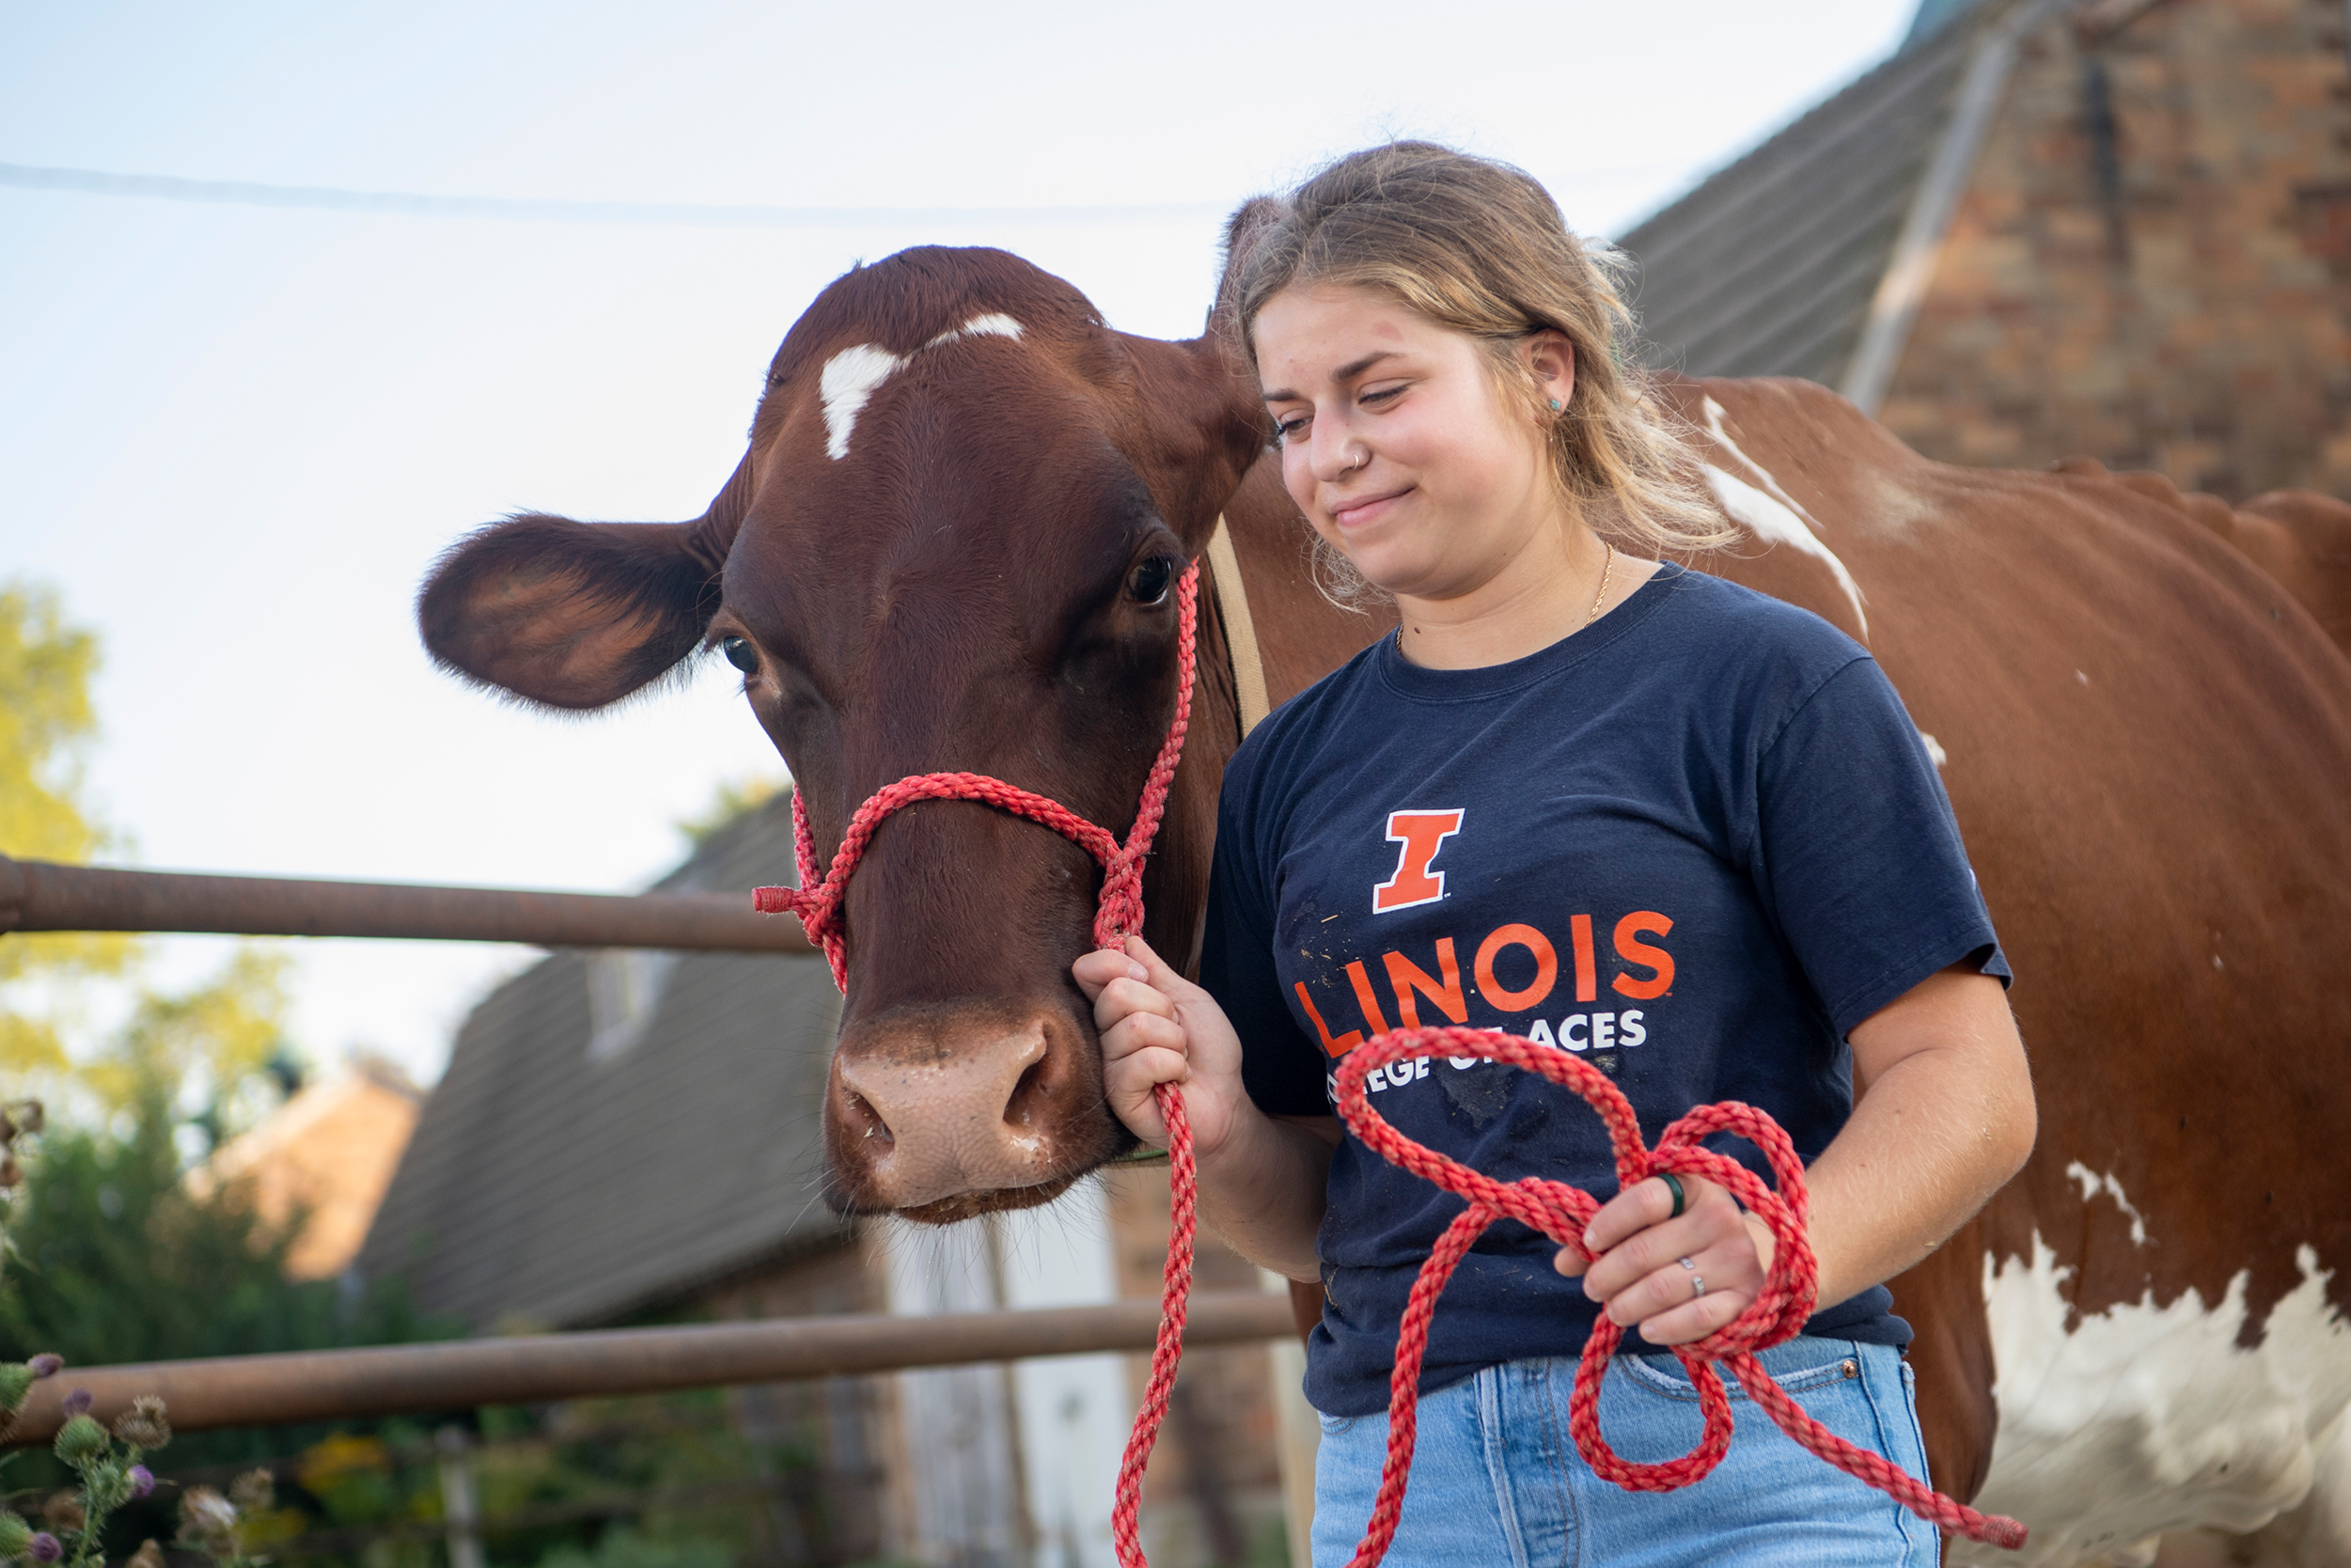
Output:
[435, 1426, 486, 1568]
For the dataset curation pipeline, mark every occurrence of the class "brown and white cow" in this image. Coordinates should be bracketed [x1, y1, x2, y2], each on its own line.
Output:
[418, 243, 2351, 1564]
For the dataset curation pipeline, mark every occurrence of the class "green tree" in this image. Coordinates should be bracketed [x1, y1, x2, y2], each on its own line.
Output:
[0, 581, 132, 1082]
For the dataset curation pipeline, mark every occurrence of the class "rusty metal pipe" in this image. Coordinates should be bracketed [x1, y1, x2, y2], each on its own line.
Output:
[0, 855, 813, 954]
[4, 1293, 1293, 1444]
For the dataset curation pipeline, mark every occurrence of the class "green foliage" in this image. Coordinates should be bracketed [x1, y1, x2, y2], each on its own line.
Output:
[259, 1392, 819, 1568]
[0, 582, 289, 1133]
[0, 582, 132, 1082]
[533, 1527, 729, 1568]
[0, 1104, 434, 1372]
[77, 948, 290, 1130]
[0, 582, 104, 869]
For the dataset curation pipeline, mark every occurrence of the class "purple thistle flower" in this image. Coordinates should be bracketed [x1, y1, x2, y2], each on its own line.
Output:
[25, 1357, 60, 1381]
[128, 1466, 155, 1501]
[26, 1533, 60, 1563]
[58, 1391, 90, 1419]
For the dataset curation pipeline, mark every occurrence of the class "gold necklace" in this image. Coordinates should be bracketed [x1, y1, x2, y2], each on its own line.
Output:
[1585, 540, 1614, 627]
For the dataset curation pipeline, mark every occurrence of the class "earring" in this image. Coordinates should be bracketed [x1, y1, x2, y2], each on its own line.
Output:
[1548, 398, 1563, 412]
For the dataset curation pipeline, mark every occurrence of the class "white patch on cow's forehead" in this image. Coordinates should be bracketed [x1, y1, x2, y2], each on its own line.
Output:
[820, 344, 905, 462]
[2066, 1162, 2153, 1247]
[818, 313, 1027, 463]
[1699, 397, 1870, 639]
[1951, 1237, 2351, 1567]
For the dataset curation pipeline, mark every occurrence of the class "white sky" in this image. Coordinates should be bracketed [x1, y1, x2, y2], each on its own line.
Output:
[1, 0, 1914, 1087]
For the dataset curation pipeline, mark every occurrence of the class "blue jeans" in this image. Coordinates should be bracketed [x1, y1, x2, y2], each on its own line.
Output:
[1311, 1339, 1938, 1567]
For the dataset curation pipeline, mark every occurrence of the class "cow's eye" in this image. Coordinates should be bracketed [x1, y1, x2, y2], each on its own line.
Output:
[1126, 557, 1175, 605]
[719, 635, 760, 673]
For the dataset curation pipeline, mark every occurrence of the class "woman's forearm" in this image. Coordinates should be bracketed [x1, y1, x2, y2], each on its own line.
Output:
[1804, 971, 2037, 1308]
[1196, 1109, 1336, 1282]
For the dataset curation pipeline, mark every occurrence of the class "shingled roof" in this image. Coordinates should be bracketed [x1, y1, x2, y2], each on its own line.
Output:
[1615, 11, 1978, 387]
[355, 794, 847, 1332]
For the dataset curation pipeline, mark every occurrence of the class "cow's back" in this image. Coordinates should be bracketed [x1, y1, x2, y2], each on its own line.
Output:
[1666, 375, 2351, 1560]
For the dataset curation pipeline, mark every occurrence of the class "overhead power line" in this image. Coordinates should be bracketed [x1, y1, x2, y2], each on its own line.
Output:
[0, 161, 1227, 228]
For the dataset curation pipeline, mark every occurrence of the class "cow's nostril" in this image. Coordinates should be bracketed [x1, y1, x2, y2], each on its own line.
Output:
[1006, 1057, 1050, 1129]
[843, 1088, 892, 1146]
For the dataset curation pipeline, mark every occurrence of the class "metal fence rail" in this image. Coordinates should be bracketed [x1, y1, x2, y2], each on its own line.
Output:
[3, 1293, 1293, 1445]
[0, 854, 815, 954]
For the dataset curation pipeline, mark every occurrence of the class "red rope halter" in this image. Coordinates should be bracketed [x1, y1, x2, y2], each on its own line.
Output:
[1333, 1026, 2027, 1560]
[754, 564, 1201, 988]
[751, 557, 2024, 1563]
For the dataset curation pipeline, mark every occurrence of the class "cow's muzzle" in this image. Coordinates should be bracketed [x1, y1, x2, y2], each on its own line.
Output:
[827, 1002, 1104, 1215]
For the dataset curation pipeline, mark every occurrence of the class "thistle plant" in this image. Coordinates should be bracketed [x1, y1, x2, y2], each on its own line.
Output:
[8, 1379, 170, 1568]
[0, 1357, 270, 1568]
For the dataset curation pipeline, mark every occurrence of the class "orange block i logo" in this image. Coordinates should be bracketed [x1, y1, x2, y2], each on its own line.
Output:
[1374, 809, 1465, 914]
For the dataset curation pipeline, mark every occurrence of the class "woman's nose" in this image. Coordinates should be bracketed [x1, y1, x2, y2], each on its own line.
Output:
[1309, 418, 1361, 483]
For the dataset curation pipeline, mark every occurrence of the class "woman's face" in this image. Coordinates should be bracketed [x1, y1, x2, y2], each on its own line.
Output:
[1256, 283, 1574, 605]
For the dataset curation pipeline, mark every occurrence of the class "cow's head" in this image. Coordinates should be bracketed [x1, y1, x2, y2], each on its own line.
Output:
[419, 247, 1267, 1220]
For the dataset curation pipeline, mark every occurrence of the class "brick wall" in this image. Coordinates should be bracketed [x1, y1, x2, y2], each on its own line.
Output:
[1879, 0, 2351, 499]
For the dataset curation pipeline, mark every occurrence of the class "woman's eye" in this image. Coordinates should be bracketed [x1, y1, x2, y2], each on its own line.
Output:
[1126, 557, 1175, 605]
[1272, 416, 1307, 443]
[1360, 384, 1403, 406]
[719, 635, 760, 673]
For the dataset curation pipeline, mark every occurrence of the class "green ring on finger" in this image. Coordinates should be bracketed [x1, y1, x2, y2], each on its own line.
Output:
[1656, 1171, 1686, 1219]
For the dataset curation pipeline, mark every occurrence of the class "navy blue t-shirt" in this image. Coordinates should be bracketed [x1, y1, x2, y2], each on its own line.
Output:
[1199, 563, 2008, 1418]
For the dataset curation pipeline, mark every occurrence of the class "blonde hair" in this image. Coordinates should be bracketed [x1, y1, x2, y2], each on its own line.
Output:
[1230, 142, 1732, 587]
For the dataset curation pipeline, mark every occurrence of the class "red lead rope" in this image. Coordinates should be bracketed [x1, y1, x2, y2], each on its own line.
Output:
[752, 558, 2025, 1564]
[1332, 1027, 2027, 1560]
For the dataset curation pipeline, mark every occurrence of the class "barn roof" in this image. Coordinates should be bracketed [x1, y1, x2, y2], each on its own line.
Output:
[355, 793, 848, 1332]
[1614, 8, 1979, 388]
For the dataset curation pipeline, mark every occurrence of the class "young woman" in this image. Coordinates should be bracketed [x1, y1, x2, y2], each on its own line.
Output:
[1074, 143, 2036, 1565]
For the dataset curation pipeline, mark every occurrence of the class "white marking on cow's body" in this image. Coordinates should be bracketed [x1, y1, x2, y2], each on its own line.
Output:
[1698, 397, 1870, 638]
[1952, 1238, 2351, 1567]
[2066, 1162, 2153, 1247]
[818, 312, 1027, 462]
[1920, 730, 1949, 768]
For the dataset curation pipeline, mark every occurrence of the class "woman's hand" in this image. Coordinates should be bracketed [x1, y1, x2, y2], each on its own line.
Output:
[1554, 1174, 1779, 1347]
[1072, 933, 1253, 1159]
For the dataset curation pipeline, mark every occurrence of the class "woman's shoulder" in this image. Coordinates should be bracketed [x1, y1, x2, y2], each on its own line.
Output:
[1638, 563, 1877, 708]
[1648, 563, 1868, 664]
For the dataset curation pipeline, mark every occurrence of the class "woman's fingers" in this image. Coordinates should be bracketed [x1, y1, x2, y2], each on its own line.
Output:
[1580, 1175, 1684, 1254]
[1603, 1231, 1764, 1330]
[1575, 1175, 1784, 1344]
[1121, 933, 1209, 1005]
[1072, 947, 1151, 1003]
[1629, 1277, 1753, 1347]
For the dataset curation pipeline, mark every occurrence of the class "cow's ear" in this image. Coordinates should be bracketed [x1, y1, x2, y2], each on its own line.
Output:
[418, 514, 727, 710]
[1211, 196, 1289, 339]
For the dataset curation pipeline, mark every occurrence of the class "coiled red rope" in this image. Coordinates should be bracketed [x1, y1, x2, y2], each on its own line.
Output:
[751, 556, 2023, 1563]
[751, 564, 1204, 1568]
[1332, 1026, 2027, 1560]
